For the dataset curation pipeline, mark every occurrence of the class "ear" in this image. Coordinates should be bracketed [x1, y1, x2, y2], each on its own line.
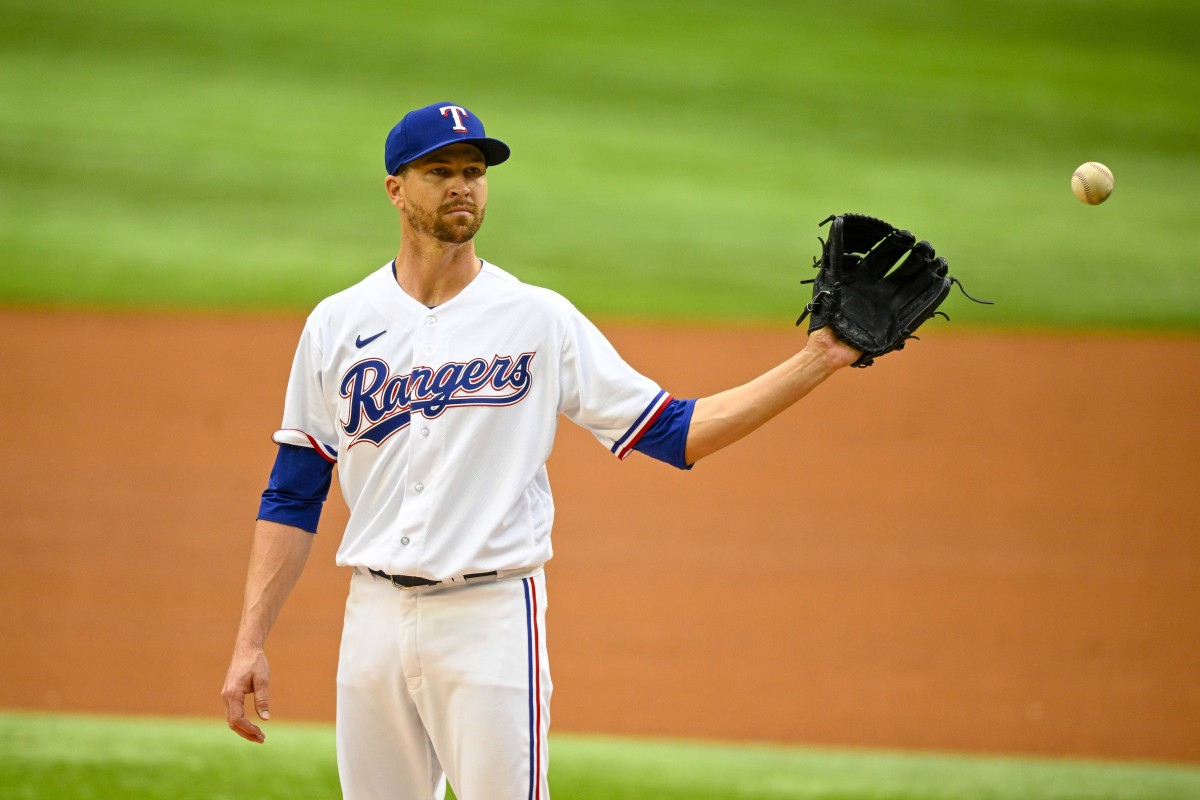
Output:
[384, 173, 405, 210]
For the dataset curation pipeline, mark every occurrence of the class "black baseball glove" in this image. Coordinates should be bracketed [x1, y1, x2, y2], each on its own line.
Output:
[796, 213, 992, 367]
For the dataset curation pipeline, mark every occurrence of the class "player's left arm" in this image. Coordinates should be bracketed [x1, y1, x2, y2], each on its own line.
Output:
[683, 328, 859, 464]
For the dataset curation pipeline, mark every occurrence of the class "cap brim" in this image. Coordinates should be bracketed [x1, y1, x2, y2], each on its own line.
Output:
[393, 137, 511, 173]
[470, 138, 510, 166]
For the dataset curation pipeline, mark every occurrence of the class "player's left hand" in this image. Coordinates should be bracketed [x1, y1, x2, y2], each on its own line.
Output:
[796, 213, 992, 367]
[805, 326, 862, 372]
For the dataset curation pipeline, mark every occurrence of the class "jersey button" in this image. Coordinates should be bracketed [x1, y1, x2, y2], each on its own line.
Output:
[425, 315, 437, 325]
[401, 536, 411, 546]
[420, 428, 430, 437]
[414, 483, 424, 493]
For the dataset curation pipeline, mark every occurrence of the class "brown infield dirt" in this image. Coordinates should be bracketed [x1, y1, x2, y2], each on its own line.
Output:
[1, 308, 1197, 764]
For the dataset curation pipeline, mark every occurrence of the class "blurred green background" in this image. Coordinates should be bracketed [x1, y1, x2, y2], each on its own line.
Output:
[2, 0, 1197, 327]
[5, 713, 1200, 800]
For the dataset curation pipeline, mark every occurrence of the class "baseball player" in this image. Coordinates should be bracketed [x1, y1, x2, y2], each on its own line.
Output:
[221, 101, 860, 800]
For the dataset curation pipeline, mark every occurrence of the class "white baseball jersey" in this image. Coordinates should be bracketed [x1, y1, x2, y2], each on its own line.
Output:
[273, 260, 669, 580]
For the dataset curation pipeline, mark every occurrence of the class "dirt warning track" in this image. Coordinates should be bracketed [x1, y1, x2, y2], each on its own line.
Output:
[0, 309, 1196, 763]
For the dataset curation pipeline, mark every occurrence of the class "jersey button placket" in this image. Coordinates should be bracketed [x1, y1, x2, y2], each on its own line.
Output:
[397, 316, 439, 564]
[416, 303, 433, 439]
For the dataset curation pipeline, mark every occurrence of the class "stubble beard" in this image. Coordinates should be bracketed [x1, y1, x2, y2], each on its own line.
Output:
[406, 200, 486, 244]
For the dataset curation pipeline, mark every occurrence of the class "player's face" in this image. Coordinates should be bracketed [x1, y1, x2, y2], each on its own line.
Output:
[390, 144, 488, 244]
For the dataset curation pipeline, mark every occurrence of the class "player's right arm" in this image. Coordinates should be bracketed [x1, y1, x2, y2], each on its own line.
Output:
[222, 313, 336, 743]
[221, 519, 314, 744]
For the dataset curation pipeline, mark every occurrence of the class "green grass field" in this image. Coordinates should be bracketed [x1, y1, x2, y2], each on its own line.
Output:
[3, 713, 1199, 800]
[2, 0, 1198, 327]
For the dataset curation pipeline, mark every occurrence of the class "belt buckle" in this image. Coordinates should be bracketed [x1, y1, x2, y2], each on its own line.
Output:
[395, 574, 440, 590]
[388, 574, 415, 590]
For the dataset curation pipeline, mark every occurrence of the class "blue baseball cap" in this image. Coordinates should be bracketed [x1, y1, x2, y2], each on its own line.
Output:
[385, 102, 510, 174]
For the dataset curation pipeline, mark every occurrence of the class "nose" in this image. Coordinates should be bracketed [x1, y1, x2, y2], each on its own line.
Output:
[448, 173, 471, 197]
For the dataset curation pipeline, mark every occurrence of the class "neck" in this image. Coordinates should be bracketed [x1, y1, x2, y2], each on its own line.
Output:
[394, 236, 481, 307]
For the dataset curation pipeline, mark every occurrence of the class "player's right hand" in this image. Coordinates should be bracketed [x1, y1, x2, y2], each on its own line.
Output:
[221, 647, 271, 743]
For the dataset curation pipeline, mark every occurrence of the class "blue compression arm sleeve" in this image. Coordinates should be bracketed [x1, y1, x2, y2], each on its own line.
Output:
[257, 444, 335, 534]
[631, 397, 696, 470]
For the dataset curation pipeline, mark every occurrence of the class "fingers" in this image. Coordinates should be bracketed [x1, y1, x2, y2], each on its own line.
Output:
[231, 707, 266, 743]
[254, 683, 271, 721]
[223, 685, 266, 743]
[222, 655, 269, 744]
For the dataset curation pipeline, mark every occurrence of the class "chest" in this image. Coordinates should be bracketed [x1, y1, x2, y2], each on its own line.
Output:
[325, 310, 557, 448]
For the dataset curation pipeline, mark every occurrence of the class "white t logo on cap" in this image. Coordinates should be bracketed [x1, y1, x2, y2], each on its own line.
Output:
[440, 105, 469, 132]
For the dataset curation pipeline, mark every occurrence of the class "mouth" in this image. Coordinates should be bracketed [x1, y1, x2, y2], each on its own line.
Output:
[443, 205, 476, 217]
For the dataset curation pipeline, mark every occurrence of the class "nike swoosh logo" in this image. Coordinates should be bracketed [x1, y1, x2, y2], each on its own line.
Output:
[355, 330, 387, 348]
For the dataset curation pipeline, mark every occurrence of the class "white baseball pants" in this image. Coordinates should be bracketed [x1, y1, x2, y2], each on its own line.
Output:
[335, 568, 552, 800]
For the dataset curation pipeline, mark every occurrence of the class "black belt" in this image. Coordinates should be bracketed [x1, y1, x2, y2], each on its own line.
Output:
[368, 568, 498, 589]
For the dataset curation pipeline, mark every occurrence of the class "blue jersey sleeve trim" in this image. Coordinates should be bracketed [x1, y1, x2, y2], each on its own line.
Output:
[631, 397, 696, 471]
[257, 443, 335, 534]
[611, 390, 670, 459]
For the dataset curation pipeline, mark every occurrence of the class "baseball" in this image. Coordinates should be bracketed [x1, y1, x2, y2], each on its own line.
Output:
[1071, 161, 1114, 205]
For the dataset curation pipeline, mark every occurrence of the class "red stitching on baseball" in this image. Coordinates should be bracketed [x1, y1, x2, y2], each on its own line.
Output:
[1075, 169, 1093, 201]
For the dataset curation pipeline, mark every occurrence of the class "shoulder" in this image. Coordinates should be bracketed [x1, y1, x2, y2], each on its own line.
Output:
[304, 262, 395, 325]
[476, 260, 579, 320]
[293, 263, 396, 353]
